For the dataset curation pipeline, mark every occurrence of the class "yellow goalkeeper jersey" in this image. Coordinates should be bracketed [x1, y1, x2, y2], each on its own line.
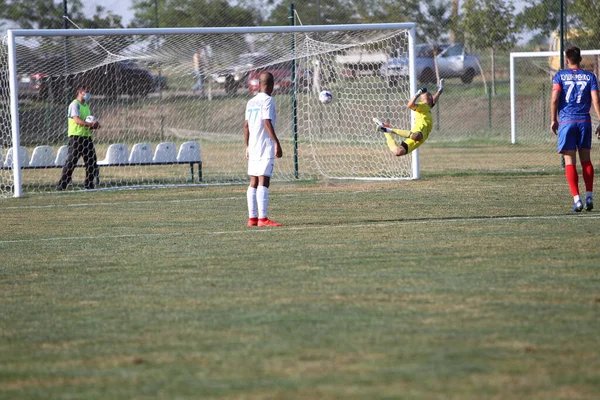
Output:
[412, 102, 433, 136]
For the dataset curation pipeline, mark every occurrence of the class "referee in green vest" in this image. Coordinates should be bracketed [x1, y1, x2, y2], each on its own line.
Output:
[56, 86, 100, 190]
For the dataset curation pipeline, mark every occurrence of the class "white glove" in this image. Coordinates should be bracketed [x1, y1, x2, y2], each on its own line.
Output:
[415, 87, 427, 97]
[437, 79, 445, 94]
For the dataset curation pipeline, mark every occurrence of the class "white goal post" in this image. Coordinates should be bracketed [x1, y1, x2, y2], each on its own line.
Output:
[3, 23, 417, 198]
[510, 49, 600, 145]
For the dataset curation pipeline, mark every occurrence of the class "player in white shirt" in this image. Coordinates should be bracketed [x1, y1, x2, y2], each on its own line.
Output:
[244, 72, 283, 227]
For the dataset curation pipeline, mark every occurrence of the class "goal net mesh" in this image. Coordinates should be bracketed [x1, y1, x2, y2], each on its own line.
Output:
[0, 26, 414, 197]
[511, 52, 600, 171]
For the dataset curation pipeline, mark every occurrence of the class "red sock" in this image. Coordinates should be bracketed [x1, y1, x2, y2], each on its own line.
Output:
[581, 161, 594, 192]
[565, 164, 579, 196]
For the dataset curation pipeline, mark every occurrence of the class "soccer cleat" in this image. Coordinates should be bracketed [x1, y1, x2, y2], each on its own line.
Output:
[373, 117, 392, 133]
[257, 218, 282, 227]
[437, 78, 445, 94]
[585, 197, 593, 211]
[248, 217, 258, 227]
[573, 200, 584, 212]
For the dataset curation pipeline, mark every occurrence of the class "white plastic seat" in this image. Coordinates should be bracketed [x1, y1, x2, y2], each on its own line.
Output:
[177, 141, 201, 163]
[29, 145, 56, 167]
[4, 146, 30, 168]
[128, 143, 153, 164]
[97, 143, 129, 165]
[54, 145, 68, 166]
[152, 142, 177, 163]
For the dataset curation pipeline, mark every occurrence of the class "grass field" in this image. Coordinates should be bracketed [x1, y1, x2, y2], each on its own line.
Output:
[2, 172, 600, 399]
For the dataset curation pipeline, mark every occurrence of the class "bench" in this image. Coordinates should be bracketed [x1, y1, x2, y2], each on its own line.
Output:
[1, 141, 203, 182]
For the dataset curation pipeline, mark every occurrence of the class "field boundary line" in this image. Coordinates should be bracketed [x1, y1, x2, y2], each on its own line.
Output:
[2, 183, 565, 210]
[209, 213, 600, 235]
[1, 213, 598, 244]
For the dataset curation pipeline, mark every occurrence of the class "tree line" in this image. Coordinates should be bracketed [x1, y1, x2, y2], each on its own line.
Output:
[1, 0, 598, 94]
[1, 0, 598, 50]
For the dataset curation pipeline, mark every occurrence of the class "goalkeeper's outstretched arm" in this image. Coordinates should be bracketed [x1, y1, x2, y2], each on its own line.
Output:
[407, 88, 425, 110]
[432, 79, 444, 108]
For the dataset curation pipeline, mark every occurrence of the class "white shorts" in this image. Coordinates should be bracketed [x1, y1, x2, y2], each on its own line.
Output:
[248, 158, 275, 177]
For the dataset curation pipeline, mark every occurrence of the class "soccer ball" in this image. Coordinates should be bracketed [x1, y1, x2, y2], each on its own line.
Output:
[85, 115, 97, 123]
[319, 90, 333, 104]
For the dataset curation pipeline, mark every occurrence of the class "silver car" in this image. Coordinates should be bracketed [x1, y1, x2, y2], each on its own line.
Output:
[381, 43, 480, 86]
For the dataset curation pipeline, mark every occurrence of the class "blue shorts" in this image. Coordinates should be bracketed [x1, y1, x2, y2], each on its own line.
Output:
[557, 121, 592, 153]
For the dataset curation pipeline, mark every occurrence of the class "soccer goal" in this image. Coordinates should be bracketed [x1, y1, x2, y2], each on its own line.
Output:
[1, 23, 417, 198]
[510, 49, 600, 144]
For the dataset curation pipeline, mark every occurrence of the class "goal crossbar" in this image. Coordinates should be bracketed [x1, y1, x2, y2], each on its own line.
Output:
[8, 23, 416, 38]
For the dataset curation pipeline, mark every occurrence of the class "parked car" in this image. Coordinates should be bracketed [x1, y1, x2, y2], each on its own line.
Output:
[335, 50, 389, 78]
[0, 72, 45, 99]
[153, 72, 168, 92]
[18, 73, 46, 99]
[38, 60, 157, 100]
[212, 52, 276, 95]
[381, 43, 480, 86]
[247, 61, 312, 96]
[83, 60, 157, 97]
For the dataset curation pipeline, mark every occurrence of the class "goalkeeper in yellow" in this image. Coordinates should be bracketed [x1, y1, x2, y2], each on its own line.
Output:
[374, 79, 444, 156]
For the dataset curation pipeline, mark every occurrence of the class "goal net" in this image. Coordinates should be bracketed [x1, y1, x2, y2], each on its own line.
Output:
[0, 23, 416, 198]
[510, 49, 600, 170]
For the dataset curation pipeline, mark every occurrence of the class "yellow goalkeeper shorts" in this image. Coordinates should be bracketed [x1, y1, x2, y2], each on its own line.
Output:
[405, 122, 433, 154]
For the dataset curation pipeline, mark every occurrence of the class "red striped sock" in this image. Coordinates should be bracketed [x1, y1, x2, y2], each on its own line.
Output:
[581, 161, 594, 192]
[565, 164, 580, 196]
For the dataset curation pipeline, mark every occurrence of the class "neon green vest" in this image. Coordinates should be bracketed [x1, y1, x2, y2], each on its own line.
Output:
[68, 100, 92, 137]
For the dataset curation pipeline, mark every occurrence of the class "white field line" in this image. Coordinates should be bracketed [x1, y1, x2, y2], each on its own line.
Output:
[2, 197, 240, 210]
[2, 183, 564, 210]
[208, 213, 600, 235]
[1, 213, 598, 245]
[0, 232, 187, 244]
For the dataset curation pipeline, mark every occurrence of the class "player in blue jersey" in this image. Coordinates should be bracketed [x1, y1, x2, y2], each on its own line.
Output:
[551, 46, 600, 212]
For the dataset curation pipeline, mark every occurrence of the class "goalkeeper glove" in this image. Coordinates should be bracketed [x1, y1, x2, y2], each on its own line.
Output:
[415, 87, 427, 97]
[437, 79, 445, 94]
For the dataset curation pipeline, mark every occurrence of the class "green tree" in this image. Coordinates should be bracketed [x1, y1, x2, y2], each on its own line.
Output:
[1, 0, 81, 29]
[1, 0, 127, 76]
[236, 0, 275, 21]
[565, 0, 600, 49]
[414, 0, 452, 43]
[461, 0, 518, 95]
[130, 0, 263, 70]
[351, 0, 420, 25]
[79, 6, 125, 29]
[131, 0, 261, 28]
[267, 0, 357, 26]
[450, 0, 461, 43]
[0, 0, 123, 29]
[517, 0, 600, 49]
[516, 0, 559, 39]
